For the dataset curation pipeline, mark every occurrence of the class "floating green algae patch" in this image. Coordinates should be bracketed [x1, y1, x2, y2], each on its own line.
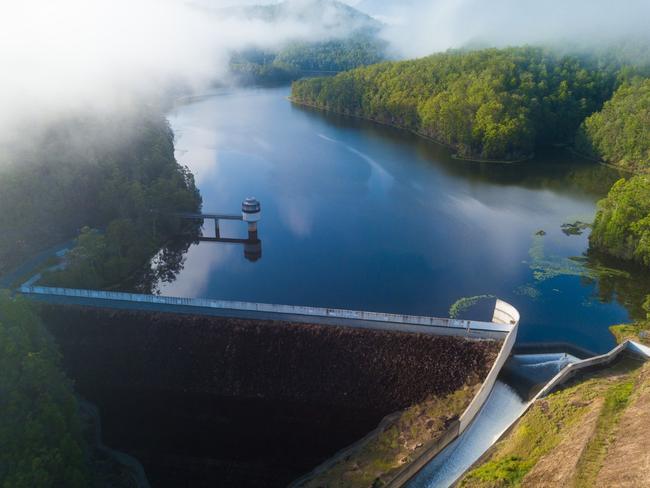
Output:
[520, 234, 631, 300]
[459, 358, 645, 487]
[561, 221, 591, 236]
[527, 234, 592, 282]
[449, 295, 496, 319]
[513, 284, 541, 299]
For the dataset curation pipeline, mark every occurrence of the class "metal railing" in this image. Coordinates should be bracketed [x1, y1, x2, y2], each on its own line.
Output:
[19, 285, 513, 334]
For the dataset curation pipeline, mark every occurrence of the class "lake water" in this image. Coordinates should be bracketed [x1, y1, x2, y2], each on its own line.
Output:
[161, 86, 632, 354]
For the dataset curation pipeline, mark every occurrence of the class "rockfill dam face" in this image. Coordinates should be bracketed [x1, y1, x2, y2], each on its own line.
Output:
[41, 305, 501, 487]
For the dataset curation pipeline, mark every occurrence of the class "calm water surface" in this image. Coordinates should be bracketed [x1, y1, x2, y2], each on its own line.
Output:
[161, 86, 631, 354]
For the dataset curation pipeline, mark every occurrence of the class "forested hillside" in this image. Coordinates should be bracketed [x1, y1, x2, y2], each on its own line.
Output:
[0, 109, 201, 290]
[577, 78, 650, 172]
[590, 175, 650, 267]
[231, 35, 386, 84]
[291, 47, 617, 161]
[227, 0, 387, 84]
[0, 293, 88, 487]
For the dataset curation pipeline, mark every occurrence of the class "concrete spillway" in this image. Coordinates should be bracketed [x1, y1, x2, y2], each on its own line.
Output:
[408, 353, 582, 488]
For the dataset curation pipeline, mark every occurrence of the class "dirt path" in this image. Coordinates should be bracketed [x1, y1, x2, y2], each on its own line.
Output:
[595, 365, 650, 487]
[521, 398, 603, 487]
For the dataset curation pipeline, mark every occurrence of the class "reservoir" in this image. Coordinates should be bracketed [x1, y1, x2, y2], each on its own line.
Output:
[161, 86, 634, 354]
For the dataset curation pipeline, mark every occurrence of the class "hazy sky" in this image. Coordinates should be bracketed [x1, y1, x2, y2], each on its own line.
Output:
[2, 0, 649, 140]
[0, 0, 342, 138]
[351, 0, 650, 57]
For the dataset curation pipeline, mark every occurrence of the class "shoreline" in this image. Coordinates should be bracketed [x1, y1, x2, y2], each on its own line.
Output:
[288, 96, 532, 164]
[567, 147, 647, 175]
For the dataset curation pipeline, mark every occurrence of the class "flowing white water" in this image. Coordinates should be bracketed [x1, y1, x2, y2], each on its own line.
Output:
[409, 353, 582, 487]
[408, 381, 526, 488]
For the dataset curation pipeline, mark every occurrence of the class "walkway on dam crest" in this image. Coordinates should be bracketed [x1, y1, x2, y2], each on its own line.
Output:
[19, 285, 514, 340]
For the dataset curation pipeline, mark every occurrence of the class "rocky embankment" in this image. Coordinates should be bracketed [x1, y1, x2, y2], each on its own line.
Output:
[41, 305, 500, 487]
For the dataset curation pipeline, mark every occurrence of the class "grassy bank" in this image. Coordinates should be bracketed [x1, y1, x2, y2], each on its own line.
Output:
[458, 356, 650, 487]
[302, 379, 481, 487]
[609, 295, 650, 346]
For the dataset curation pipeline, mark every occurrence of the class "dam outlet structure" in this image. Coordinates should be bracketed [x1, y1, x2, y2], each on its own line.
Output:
[175, 197, 262, 261]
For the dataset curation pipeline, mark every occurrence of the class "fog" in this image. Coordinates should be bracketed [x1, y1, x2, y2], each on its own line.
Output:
[2, 0, 649, 143]
[0, 0, 364, 142]
[355, 0, 650, 58]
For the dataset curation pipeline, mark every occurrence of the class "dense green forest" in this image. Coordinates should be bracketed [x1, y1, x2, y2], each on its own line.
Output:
[0, 293, 88, 487]
[226, 0, 386, 84]
[291, 47, 619, 161]
[0, 108, 201, 291]
[230, 35, 387, 84]
[590, 175, 650, 267]
[576, 78, 650, 173]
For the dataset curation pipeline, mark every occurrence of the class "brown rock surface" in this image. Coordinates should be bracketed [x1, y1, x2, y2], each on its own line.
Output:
[41, 304, 500, 488]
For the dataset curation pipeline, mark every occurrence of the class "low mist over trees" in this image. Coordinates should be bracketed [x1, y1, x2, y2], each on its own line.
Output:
[577, 78, 650, 173]
[0, 108, 201, 289]
[292, 47, 619, 161]
[227, 0, 387, 84]
[231, 35, 387, 84]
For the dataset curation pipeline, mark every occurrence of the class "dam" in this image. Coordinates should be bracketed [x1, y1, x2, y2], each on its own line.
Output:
[22, 286, 518, 487]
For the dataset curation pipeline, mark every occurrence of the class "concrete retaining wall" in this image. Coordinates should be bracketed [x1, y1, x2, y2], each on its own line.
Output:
[459, 300, 520, 432]
[532, 339, 650, 401]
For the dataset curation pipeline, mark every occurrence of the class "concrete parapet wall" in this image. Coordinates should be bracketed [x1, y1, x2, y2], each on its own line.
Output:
[533, 339, 650, 401]
[459, 301, 520, 432]
[19, 286, 511, 337]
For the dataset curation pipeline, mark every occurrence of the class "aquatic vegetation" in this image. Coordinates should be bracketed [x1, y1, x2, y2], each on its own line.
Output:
[526, 235, 629, 284]
[561, 221, 591, 236]
[517, 233, 632, 302]
[449, 295, 496, 319]
[514, 285, 541, 299]
[527, 235, 592, 283]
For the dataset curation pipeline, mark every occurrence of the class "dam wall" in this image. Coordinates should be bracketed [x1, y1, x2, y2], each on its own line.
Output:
[22, 287, 521, 487]
[39, 304, 503, 488]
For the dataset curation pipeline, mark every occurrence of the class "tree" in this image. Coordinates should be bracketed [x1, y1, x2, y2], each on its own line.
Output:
[292, 46, 619, 161]
[0, 292, 88, 487]
[590, 175, 650, 267]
